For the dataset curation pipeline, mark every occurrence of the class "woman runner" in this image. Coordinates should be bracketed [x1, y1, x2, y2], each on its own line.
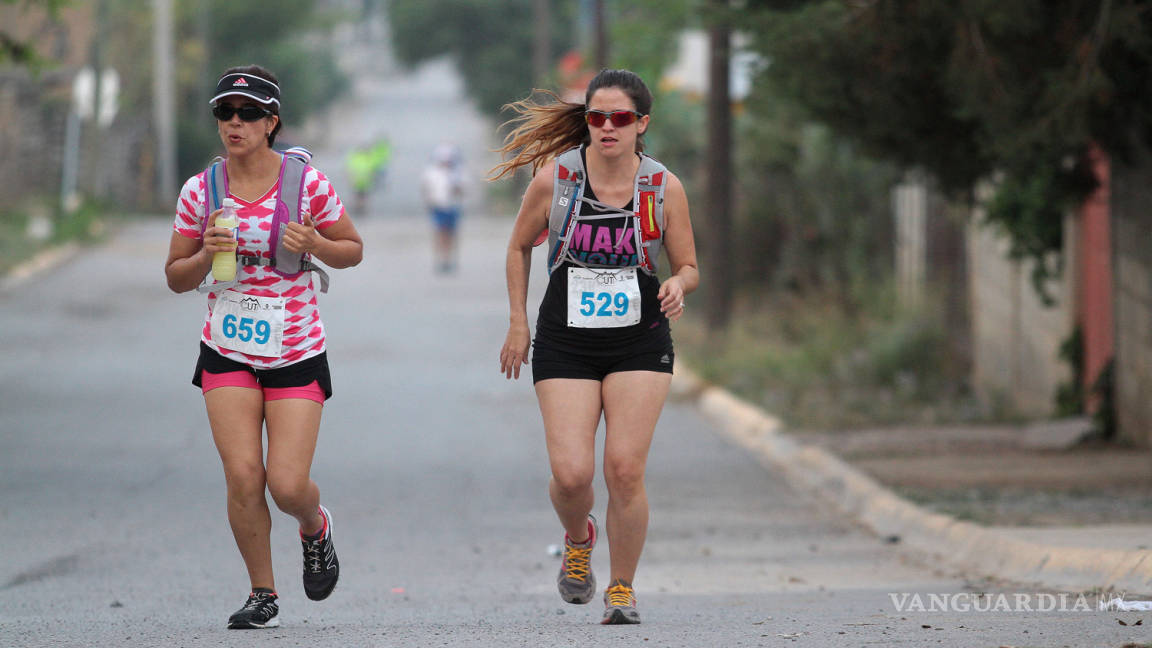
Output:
[494, 69, 699, 625]
[164, 65, 363, 629]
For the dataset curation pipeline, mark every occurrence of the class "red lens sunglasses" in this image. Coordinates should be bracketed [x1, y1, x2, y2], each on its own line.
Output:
[585, 109, 643, 128]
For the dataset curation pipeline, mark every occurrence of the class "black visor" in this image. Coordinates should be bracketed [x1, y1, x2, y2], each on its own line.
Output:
[210, 73, 281, 107]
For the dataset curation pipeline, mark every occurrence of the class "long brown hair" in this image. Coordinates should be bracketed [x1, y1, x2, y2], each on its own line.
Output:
[490, 90, 585, 180]
[490, 69, 653, 180]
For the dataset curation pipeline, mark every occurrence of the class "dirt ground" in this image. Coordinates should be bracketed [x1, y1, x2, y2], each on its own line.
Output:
[792, 424, 1152, 526]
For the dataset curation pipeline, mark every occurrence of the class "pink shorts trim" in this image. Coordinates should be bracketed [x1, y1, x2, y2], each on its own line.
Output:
[264, 383, 325, 403]
[200, 370, 325, 403]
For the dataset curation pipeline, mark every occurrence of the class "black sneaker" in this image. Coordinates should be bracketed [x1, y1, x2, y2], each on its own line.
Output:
[227, 590, 279, 629]
[301, 504, 339, 601]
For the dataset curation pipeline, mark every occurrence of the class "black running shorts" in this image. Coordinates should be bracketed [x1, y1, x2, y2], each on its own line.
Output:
[192, 342, 334, 400]
[531, 344, 674, 383]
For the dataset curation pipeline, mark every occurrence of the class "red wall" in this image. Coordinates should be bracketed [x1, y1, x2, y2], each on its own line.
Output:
[1078, 144, 1113, 410]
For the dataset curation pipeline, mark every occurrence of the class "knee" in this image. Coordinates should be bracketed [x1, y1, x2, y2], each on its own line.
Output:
[266, 472, 311, 512]
[223, 462, 266, 503]
[604, 459, 646, 499]
[551, 465, 594, 498]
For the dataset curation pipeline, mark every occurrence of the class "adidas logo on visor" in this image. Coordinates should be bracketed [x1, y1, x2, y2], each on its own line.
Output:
[233, 78, 249, 86]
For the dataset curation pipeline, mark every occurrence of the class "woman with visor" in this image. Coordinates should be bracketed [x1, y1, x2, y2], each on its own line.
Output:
[164, 65, 362, 629]
[495, 69, 699, 625]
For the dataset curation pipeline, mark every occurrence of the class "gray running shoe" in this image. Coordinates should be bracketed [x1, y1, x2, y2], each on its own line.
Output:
[557, 514, 598, 604]
[601, 578, 641, 625]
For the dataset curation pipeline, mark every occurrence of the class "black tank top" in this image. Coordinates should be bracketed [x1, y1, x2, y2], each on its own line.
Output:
[533, 150, 672, 356]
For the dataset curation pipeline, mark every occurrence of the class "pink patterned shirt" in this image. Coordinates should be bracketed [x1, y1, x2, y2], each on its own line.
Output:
[173, 160, 345, 369]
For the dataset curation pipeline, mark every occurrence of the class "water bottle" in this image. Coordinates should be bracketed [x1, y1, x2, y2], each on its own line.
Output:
[211, 198, 239, 282]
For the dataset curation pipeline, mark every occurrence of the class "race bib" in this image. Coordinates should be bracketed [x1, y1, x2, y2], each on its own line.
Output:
[567, 267, 641, 328]
[210, 290, 285, 357]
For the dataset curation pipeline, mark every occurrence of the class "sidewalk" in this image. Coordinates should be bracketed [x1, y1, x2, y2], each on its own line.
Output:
[673, 367, 1152, 596]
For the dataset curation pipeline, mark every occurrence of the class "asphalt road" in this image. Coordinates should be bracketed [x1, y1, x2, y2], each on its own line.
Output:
[0, 18, 1143, 648]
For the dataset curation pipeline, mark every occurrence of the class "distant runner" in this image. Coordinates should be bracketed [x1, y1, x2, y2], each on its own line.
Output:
[421, 143, 465, 273]
[346, 137, 392, 216]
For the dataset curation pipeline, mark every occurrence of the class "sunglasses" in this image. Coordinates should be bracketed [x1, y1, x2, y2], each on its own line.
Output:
[585, 109, 643, 128]
[212, 104, 273, 122]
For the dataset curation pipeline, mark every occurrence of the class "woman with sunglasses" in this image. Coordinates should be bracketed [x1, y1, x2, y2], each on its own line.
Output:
[164, 65, 362, 629]
[495, 69, 699, 625]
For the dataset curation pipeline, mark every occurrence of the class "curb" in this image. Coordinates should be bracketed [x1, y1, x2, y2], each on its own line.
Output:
[0, 243, 80, 291]
[675, 365, 1152, 596]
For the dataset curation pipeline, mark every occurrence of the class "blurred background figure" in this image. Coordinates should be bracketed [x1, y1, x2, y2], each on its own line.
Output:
[345, 136, 392, 217]
[421, 143, 465, 273]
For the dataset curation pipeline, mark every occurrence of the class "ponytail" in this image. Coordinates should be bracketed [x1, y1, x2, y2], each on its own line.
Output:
[490, 90, 587, 180]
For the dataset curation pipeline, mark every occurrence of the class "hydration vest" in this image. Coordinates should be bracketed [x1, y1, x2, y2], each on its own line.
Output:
[536, 146, 668, 276]
[197, 146, 331, 293]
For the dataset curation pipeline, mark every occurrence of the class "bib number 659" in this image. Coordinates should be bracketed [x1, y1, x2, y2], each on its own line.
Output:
[221, 314, 272, 345]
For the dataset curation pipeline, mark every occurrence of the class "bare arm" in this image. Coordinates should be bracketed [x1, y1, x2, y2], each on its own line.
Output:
[164, 208, 229, 293]
[499, 162, 554, 379]
[656, 172, 700, 321]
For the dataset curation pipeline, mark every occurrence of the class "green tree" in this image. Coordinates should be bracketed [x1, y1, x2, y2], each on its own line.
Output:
[388, 0, 575, 117]
[607, 0, 697, 86]
[736, 76, 900, 303]
[174, 0, 347, 176]
[745, 0, 1152, 297]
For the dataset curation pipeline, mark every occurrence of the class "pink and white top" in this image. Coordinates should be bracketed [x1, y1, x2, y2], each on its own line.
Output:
[173, 162, 345, 369]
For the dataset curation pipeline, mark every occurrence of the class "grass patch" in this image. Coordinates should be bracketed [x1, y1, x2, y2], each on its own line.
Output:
[0, 198, 118, 277]
[676, 284, 985, 430]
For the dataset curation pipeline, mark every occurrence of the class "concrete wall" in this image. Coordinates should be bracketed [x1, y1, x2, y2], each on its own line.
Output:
[1111, 160, 1152, 446]
[967, 198, 1074, 417]
[894, 175, 969, 361]
[894, 177, 927, 311]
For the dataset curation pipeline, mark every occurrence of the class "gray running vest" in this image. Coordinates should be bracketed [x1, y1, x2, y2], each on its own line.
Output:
[197, 147, 331, 293]
[542, 146, 668, 276]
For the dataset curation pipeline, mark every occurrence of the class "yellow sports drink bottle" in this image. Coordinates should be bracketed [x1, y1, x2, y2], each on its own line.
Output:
[211, 198, 239, 282]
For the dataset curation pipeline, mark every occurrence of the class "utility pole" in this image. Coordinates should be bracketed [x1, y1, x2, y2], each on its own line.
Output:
[88, 0, 108, 198]
[197, 0, 213, 108]
[705, 0, 733, 329]
[153, 0, 176, 205]
[592, 0, 607, 70]
[533, 0, 552, 86]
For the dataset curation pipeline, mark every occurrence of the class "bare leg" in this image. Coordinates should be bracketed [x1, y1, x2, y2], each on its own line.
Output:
[435, 228, 456, 270]
[535, 378, 602, 541]
[601, 371, 671, 584]
[264, 398, 325, 535]
[206, 386, 275, 590]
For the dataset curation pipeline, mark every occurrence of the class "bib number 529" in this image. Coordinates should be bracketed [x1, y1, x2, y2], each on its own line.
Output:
[579, 291, 630, 318]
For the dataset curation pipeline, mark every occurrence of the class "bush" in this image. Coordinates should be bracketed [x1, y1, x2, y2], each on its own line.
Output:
[678, 283, 980, 430]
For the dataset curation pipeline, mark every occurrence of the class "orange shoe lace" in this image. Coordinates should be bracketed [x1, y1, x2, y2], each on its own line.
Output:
[563, 544, 593, 582]
[605, 581, 635, 607]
